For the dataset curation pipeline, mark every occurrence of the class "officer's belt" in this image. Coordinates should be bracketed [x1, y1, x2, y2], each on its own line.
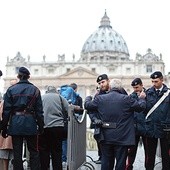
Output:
[102, 122, 117, 129]
[14, 111, 33, 115]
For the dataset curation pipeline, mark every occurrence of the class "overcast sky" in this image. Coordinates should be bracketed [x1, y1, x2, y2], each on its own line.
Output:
[0, 0, 170, 81]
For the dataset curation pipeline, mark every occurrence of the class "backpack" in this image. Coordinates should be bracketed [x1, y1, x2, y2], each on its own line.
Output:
[60, 85, 77, 104]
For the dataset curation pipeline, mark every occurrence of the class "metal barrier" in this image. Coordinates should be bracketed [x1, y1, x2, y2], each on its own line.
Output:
[67, 106, 163, 169]
[67, 106, 87, 170]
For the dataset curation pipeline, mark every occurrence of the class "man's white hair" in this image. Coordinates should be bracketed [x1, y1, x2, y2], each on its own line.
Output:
[110, 79, 122, 89]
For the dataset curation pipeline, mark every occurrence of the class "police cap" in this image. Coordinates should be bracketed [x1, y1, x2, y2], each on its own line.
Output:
[18, 67, 30, 76]
[131, 78, 142, 86]
[96, 74, 108, 83]
[150, 71, 163, 79]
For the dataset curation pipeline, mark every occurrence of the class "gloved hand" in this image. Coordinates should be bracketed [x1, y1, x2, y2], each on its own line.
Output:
[2, 128, 8, 138]
[94, 119, 103, 127]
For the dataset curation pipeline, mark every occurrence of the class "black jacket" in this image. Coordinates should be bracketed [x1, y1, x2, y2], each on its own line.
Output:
[2, 79, 44, 135]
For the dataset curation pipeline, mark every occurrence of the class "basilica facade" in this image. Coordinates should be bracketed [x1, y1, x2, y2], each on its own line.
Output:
[4, 11, 165, 99]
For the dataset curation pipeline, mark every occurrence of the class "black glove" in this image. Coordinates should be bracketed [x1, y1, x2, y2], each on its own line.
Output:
[93, 119, 103, 127]
[2, 128, 8, 138]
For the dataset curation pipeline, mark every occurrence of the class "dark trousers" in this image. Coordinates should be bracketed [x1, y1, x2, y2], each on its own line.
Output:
[126, 135, 147, 170]
[12, 135, 40, 170]
[39, 127, 64, 170]
[145, 137, 170, 170]
[100, 143, 128, 170]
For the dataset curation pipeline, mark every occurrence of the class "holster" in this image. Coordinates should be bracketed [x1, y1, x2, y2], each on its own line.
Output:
[102, 122, 117, 129]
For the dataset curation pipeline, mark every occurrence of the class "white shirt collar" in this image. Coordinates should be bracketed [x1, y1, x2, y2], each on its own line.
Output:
[155, 86, 163, 92]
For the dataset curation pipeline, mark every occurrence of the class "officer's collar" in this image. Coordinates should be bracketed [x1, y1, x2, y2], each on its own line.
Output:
[155, 85, 163, 92]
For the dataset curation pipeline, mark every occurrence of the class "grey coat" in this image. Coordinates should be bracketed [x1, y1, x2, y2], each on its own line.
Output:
[42, 92, 69, 128]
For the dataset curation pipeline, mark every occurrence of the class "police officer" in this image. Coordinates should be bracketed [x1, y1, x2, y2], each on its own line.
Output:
[88, 74, 110, 164]
[2, 67, 44, 170]
[39, 86, 69, 170]
[126, 78, 147, 170]
[85, 79, 146, 170]
[144, 71, 170, 170]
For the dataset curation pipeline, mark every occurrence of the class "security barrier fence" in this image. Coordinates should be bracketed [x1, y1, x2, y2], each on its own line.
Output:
[67, 106, 87, 170]
[67, 106, 162, 169]
[67, 106, 97, 170]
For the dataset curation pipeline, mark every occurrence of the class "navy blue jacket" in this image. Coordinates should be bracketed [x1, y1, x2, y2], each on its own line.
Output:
[2, 80, 44, 135]
[130, 89, 147, 136]
[85, 88, 146, 146]
[88, 90, 107, 126]
[144, 84, 170, 138]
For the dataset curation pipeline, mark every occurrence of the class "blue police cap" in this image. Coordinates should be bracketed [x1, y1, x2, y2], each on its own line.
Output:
[150, 71, 163, 79]
[131, 78, 142, 86]
[96, 74, 108, 83]
[0, 70, 2, 76]
[18, 67, 30, 76]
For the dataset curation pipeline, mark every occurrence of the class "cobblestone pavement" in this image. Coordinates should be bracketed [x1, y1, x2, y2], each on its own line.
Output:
[5, 145, 162, 170]
[85, 146, 162, 170]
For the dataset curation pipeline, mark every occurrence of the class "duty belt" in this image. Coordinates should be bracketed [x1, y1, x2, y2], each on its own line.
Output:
[102, 122, 117, 129]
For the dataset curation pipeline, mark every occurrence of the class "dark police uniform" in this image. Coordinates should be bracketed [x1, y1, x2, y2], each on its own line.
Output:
[126, 78, 147, 170]
[88, 74, 109, 164]
[2, 67, 44, 170]
[144, 71, 170, 170]
[88, 89, 107, 163]
[85, 86, 146, 170]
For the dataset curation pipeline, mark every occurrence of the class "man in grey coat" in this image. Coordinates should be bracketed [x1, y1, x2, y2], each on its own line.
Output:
[39, 86, 69, 170]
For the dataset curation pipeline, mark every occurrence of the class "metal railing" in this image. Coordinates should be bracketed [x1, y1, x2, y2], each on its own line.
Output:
[67, 106, 87, 170]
